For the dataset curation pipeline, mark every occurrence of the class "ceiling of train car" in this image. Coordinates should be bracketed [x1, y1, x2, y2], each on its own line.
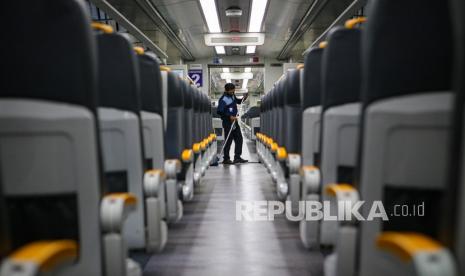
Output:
[150, 0, 313, 59]
[100, 0, 363, 62]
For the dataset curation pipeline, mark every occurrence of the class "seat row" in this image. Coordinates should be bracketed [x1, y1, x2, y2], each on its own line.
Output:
[256, 0, 464, 275]
[0, 1, 216, 275]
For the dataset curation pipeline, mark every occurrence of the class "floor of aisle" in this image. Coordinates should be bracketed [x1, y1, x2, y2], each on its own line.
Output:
[142, 139, 324, 276]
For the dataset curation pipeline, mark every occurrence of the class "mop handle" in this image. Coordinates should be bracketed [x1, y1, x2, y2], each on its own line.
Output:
[218, 95, 246, 156]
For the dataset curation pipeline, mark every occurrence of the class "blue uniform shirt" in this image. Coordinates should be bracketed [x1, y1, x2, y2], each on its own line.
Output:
[217, 93, 242, 123]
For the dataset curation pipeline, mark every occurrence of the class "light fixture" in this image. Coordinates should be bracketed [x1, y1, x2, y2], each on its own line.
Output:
[220, 72, 254, 80]
[242, 79, 249, 89]
[225, 7, 243, 17]
[215, 46, 226, 54]
[223, 68, 230, 73]
[226, 79, 232, 83]
[200, 0, 221, 33]
[248, 0, 268, 32]
[246, 46, 256, 54]
[244, 67, 252, 73]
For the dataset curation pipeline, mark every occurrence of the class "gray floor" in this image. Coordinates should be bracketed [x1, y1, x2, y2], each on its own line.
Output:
[143, 139, 324, 276]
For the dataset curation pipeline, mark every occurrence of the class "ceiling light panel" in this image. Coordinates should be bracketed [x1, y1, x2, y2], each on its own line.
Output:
[200, 0, 221, 33]
[215, 46, 226, 54]
[246, 46, 256, 54]
[221, 72, 254, 80]
[248, 0, 268, 32]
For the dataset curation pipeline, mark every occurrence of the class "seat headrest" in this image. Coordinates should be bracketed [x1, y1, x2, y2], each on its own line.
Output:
[362, 0, 452, 105]
[278, 79, 286, 107]
[2, 0, 97, 111]
[167, 73, 184, 107]
[138, 54, 163, 116]
[97, 33, 141, 114]
[302, 47, 324, 108]
[285, 70, 302, 106]
[322, 27, 361, 110]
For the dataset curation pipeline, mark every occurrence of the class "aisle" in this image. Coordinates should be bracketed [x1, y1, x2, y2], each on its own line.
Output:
[143, 139, 324, 276]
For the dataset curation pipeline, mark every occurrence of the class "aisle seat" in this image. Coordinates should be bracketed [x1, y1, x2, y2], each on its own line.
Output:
[0, 1, 140, 275]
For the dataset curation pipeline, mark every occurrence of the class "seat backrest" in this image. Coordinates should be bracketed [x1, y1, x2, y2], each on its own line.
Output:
[139, 53, 163, 117]
[361, 0, 452, 106]
[321, 27, 361, 111]
[302, 48, 324, 109]
[165, 73, 185, 159]
[1, 0, 103, 271]
[96, 32, 146, 191]
[284, 69, 303, 153]
[193, 89, 201, 143]
[277, 79, 286, 147]
[271, 87, 279, 142]
[97, 33, 141, 115]
[183, 82, 194, 149]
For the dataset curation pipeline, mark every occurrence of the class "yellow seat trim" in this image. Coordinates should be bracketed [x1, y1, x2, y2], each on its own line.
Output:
[296, 64, 304, 70]
[145, 169, 166, 177]
[325, 183, 355, 197]
[133, 46, 145, 55]
[277, 147, 287, 160]
[345, 17, 367, 29]
[91, 22, 114, 34]
[182, 149, 193, 162]
[160, 65, 171, 72]
[271, 142, 278, 153]
[302, 165, 318, 171]
[11, 240, 78, 272]
[193, 143, 201, 153]
[106, 193, 137, 205]
[319, 41, 328, 49]
[376, 232, 443, 262]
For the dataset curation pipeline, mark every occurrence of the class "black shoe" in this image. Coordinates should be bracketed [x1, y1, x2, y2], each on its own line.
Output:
[233, 157, 248, 164]
[222, 159, 233, 165]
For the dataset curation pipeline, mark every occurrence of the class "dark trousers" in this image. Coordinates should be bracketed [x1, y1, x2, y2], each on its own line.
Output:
[222, 121, 243, 160]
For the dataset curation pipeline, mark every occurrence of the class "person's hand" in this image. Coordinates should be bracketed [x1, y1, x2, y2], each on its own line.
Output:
[230, 116, 237, 122]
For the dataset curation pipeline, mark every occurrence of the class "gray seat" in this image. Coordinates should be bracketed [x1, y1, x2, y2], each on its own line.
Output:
[180, 82, 195, 201]
[318, 25, 363, 252]
[346, 1, 456, 276]
[282, 69, 305, 214]
[96, 31, 149, 253]
[299, 46, 325, 249]
[163, 72, 185, 222]
[0, 2, 139, 275]
[137, 51, 168, 252]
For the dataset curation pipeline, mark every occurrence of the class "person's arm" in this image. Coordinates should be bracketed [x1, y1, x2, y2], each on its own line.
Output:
[217, 96, 226, 116]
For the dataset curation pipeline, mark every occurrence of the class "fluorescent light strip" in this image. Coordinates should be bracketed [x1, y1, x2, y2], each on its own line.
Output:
[244, 67, 252, 73]
[248, 0, 268, 32]
[215, 46, 226, 54]
[221, 72, 253, 80]
[200, 0, 221, 33]
[226, 79, 232, 83]
[223, 68, 230, 73]
[242, 79, 249, 89]
[246, 46, 256, 54]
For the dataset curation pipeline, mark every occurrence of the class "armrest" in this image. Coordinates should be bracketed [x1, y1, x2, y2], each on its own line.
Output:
[164, 159, 181, 178]
[200, 140, 207, 152]
[101, 193, 137, 233]
[1, 240, 77, 275]
[376, 232, 443, 262]
[376, 232, 457, 276]
[271, 142, 278, 154]
[181, 149, 194, 163]
[193, 143, 201, 154]
[144, 169, 166, 198]
[324, 183, 360, 224]
[300, 165, 320, 194]
[286, 154, 301, 174]
[277, 147, 288, 161]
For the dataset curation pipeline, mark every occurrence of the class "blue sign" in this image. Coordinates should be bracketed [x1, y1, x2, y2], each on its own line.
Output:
[188, 69, 203, 88]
